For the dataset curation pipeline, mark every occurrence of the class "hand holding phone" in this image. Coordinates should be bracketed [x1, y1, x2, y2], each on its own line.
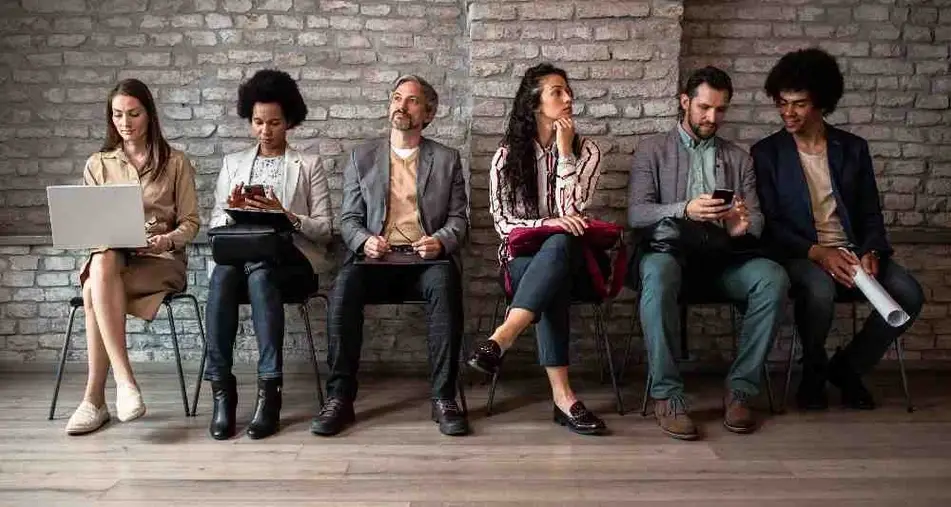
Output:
[243, 184, 266, 198]
[711, 188, 735, 207]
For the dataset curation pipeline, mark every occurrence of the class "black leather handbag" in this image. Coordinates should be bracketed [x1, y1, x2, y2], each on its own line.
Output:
[644, 217, 730, 257]
[207, 222, 294, 266]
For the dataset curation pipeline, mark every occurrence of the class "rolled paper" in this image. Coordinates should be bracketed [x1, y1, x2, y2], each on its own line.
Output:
[851, 265, 910, 328]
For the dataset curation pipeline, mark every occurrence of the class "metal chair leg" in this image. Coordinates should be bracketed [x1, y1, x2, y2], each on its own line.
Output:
[782, 327, 799, 413]
[164, 302, 190, 417]
[486, 371, 501, 416]
[457, 335, 469, 416]
[640, 371, 652, 416]
[763, 362, 776, 414]
[595, 304, 624, 415]
[894, 335, 915, 413]
[301, 302, 325, 409]
[49, 305, 80, 420]
[183, 294, 206, 418]
[484, 296, 505, 416]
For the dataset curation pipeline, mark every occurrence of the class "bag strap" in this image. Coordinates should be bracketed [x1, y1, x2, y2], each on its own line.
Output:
[582, 241, 627, 300]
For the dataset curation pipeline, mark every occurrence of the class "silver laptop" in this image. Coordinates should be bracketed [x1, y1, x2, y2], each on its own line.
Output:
[47, 184, 148, 249]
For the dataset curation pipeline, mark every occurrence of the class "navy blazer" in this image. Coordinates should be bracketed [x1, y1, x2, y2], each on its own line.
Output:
[751, 125, 891, 261]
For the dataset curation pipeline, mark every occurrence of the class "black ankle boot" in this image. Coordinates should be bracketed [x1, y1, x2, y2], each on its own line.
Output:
[246, 378, 282, 439]
[209, 376, 237, 440]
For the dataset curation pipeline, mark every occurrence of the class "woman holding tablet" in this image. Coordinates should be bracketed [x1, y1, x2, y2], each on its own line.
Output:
[66, 79, 200, 435]
[203, 69, 332, 440]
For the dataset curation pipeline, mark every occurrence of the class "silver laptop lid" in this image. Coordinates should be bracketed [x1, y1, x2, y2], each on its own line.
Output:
[47, 184, 148, 249]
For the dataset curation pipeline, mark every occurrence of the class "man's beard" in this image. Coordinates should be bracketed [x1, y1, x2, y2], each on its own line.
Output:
[391, 111, 418, 131]
[689, 118, 717, 140]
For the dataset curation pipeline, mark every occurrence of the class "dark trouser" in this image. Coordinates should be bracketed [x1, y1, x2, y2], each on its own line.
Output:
[506, 233, 596, 367]
[785, 257, 924, 379]
[203, 248, 316, 382]
[325, 259, 463, 401]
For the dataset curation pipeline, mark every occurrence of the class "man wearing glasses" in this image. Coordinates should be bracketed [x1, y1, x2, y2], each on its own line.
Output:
[311, 75, 470, 437]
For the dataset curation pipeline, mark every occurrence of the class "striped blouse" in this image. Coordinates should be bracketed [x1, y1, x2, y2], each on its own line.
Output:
[489, 137, 602, 261]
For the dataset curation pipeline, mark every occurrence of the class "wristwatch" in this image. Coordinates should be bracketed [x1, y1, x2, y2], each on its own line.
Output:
[867, 249, 880, 259]
[292, 215, 303, 231]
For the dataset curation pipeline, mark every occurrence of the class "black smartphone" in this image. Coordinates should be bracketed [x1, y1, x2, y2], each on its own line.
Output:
[711, 188, 735, 206]
[243, 184, 266, 198]
[390, 244, 415, 254]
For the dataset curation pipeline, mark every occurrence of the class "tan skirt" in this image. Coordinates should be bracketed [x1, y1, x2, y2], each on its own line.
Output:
[79, 250, 187, 321]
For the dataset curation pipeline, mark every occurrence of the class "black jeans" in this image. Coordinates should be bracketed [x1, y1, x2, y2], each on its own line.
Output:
[785, 257, 924, 378]
[506, 234, 598, 367]
[325, 259, 463, 401]
[203, 248, 316, 381]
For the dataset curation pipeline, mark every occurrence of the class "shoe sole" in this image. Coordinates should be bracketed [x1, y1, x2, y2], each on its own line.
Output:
[657, 423, 699, 441]
[66, 416, 110, 436]
[465, 358, 498, 376]
[553, 419, 608, 436]
[723, 420, 756, 434]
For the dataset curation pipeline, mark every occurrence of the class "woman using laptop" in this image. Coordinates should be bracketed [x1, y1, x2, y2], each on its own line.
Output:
[467, 63, 606, 435]
[66, 79, 200, 435]
[203, 69, 333, 440]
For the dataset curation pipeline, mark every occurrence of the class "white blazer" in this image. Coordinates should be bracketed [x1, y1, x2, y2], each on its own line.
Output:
[210, 144, 333, 273]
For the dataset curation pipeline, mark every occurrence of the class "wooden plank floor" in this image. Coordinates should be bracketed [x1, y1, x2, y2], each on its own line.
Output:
[2, 369, 950, 506]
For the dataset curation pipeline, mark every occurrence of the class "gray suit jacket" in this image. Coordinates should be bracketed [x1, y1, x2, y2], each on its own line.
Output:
[627, 128, 764, 238]
[340, 137, 469, 265]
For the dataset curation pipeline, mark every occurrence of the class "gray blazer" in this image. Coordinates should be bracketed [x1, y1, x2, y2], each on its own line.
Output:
[627, 128, 764, 238]
[340, 137, 469, 265]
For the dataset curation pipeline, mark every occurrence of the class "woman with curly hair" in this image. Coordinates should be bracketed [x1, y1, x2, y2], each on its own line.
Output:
[203, 69, 332, 440]
[65, 79, 200, 436]
[467, 63, 605, 435]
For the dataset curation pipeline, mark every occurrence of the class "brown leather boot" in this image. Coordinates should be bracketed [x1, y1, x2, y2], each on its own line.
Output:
[653, 397, 699, 441]
[723, 390, 756, 434]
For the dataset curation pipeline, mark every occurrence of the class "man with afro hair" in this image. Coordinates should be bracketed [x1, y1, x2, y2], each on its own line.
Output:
[752, 48, 924, 412]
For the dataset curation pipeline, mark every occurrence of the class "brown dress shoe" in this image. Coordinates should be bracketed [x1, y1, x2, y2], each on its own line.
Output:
[653, 397, 699, 441]
[723, 390, 756, 434]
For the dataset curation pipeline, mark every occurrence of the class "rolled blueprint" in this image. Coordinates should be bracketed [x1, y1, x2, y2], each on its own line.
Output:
[851, 266, 910, 327]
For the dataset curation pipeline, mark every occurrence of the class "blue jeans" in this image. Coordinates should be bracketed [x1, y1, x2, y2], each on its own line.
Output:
[203, 250, 316, 382]
[639, 253, 790, 399]
[785, 257, 924, 378]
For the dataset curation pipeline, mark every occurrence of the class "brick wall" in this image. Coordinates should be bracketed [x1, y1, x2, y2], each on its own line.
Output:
[1, 0, 949, 370]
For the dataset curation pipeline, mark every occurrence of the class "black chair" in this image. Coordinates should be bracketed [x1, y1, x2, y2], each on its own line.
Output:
[190, 288, 328, 417]
[780, 291, 914, 413]
[48, 292, 204, 420]
[485, 292, 625, 416]
[636, 289, 777, 417]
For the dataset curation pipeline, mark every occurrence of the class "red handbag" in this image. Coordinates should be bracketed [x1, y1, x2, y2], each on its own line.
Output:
[502, 219, 627, 300]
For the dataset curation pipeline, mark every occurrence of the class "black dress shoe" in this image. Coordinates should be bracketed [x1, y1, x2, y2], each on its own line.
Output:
[829, 349, 876, 410]
[467, 340, 503, 375]
[553, 401, 607, 436]
[795, 375, 829, 411]
[246, 378, 282, 439]
[208, 376, 237, 440]
[431, 398, 470, 436]
[310, 398, 355, 436]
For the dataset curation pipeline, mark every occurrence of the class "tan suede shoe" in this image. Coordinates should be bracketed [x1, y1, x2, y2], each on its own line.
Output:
[653, 397, 699, 441]
[723, 390, 757, 434]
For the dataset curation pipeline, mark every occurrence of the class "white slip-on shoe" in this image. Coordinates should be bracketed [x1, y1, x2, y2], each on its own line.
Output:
[116, 383, 146, 422]
[65, 401, 110, 435]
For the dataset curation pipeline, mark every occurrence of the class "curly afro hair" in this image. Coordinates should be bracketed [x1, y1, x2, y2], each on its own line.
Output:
[764, 47, 844, 115]
[237, 69, 308, 128]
